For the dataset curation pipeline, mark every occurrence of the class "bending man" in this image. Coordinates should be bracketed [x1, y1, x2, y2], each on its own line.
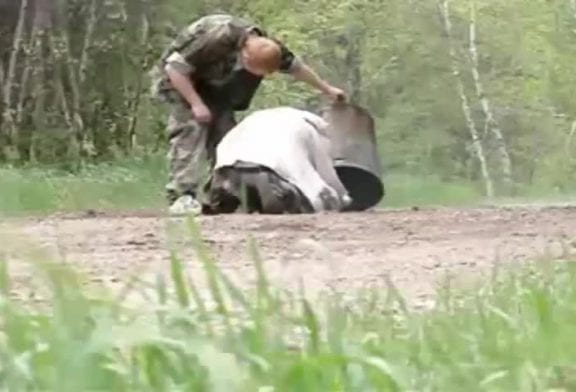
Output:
[200, 106, 352, 215]
[149, 14, 346, 215]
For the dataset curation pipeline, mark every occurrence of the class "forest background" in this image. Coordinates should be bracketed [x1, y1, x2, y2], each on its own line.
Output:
[2, 0, 576, 212]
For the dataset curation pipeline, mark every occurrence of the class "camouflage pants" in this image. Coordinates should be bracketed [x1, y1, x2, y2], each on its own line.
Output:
[202, 163, 314, 215]
[165, 99, 236, 202]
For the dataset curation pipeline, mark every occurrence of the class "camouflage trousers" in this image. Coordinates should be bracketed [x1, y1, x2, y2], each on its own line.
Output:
[165, 99, 236, 203]
[202, 163, 315, 215]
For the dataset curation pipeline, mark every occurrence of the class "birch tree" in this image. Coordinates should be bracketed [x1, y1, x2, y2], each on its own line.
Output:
[438, 0, 493, 197]
[468, 1, 513, 193]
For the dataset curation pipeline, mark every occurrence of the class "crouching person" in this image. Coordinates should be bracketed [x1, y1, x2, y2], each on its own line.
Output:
[200, 107, 352, 214]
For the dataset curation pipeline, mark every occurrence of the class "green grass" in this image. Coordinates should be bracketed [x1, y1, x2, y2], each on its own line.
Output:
[2, 157, 576, 216]
[0, 156, 167, 216]
[1, 218, 576, 391]
[0, 159, 484, 216]
[381, 173, 484, 207]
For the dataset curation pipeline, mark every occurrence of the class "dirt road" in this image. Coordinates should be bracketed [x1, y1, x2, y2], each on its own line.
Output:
[2, 205, 576, 307]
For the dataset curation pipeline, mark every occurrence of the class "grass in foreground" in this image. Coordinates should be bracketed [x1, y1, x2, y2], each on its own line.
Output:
[1, 218, 576, 391]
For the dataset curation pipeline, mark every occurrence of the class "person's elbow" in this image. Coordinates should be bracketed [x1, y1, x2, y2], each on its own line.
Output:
[164, 62, 189, 78]
[285, 60, 306, 78]
[163, 52, 193, 79]
[164, 62, 175, 74]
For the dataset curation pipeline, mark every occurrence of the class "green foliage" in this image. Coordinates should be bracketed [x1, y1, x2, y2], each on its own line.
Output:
[2, 222, 576, 390]
[2, 0, 576, 197]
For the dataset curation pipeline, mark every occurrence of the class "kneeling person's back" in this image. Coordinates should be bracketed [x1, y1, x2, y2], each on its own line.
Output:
[205, 107, 351, 214]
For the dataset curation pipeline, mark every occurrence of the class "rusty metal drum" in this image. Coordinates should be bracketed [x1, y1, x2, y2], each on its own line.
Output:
[320, 101, 384, 211]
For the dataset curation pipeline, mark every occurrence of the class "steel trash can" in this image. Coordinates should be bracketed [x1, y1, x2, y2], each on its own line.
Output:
[320, 101, 384, 211]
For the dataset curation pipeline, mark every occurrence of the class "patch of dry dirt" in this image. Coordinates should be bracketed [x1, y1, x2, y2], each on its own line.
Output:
[2, 206, 576, 307]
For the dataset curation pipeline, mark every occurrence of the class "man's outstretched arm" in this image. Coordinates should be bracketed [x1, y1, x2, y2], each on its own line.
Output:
[288, 61, 346, 102]
[273, 42, 346, 102]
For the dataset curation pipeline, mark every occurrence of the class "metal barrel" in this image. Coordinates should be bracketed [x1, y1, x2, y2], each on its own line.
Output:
[320, 101, 384, 211]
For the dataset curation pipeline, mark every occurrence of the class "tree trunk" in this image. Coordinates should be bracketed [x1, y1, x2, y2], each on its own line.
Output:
[343, 32, 363, 103]
[15, 23, 36, 128]
[438, 0, 494, 198]
[0, 61, 4, 88]
[0, 61, 5, 108]
[2, 0, 30, 158]
[52, 0, 85, 163]
[78, 0, 98, 86]
[567, 120, 576, 159]
[127, 0, 152, 150]
[469, 1, 513, 193]
[27, 0, 56, 162]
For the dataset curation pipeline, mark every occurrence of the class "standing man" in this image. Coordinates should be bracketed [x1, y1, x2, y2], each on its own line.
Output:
[150, 13, 346, 215]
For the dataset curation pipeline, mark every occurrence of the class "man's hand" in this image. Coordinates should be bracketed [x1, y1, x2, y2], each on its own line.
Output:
[191, 102, 212, 123]
[165, 63, 212, 123]
[324, 86, 346, 102]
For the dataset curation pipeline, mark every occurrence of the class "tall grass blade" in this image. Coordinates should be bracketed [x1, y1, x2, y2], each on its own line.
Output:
[185, 272, 215, 337]
[0, 259, 9, 297]
[302, 297, 321, 354]
[185, 217, 229, 317]
[169, 252, 190, 308]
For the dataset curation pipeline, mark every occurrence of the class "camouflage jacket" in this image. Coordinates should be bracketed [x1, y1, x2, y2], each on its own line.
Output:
[150, 14, 300, 111]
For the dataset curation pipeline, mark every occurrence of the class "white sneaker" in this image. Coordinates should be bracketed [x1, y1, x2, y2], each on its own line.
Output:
[169, 195, 202, 216]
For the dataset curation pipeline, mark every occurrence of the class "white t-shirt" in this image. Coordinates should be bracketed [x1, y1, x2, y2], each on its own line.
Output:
[214, 107, 351, 211]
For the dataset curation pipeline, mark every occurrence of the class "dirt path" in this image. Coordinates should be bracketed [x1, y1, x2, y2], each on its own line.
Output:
[2, 206, 576, 307]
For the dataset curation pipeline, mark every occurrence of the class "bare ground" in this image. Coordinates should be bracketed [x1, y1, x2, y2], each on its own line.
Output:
[2, 205, 576, 307]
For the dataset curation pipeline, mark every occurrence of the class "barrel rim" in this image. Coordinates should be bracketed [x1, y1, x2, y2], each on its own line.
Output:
[334, 163, 385, 211]
[320, 101, 376, 130]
